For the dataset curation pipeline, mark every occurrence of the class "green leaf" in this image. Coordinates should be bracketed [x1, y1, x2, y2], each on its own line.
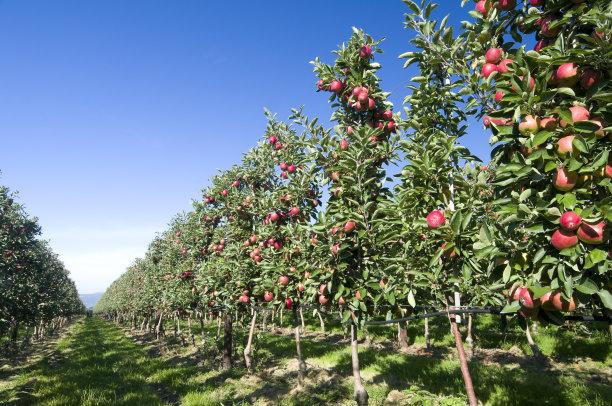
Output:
[575, 278, 598, 295]
[597, 290, 612, 309]
[503, 264, 511, 283]
[501, 301, 521, 314]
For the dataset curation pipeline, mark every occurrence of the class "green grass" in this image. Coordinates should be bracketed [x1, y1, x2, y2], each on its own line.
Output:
[1, 315, 610, 405]
[0, 318, 165, 405]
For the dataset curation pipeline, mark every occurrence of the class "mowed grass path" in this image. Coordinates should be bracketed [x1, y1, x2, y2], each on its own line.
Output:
[0, 317, 166, 405]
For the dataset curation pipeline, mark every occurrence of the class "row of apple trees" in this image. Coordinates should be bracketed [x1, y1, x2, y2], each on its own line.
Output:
[0, 183, 84, 348]
[95, 0, 609, 404]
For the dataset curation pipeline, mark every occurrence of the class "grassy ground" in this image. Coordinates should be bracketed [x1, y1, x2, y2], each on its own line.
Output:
[0, 315, 610, 405]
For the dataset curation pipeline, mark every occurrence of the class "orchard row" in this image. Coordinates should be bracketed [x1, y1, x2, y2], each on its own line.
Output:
[96, 1, 610, 404]
[0, 184, 84, 348]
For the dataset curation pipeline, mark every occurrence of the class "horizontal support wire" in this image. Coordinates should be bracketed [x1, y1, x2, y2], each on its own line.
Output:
[201, 303, 610, 324]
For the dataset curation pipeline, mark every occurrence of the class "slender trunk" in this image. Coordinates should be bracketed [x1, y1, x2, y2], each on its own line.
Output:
[299, 306, 305, 334]
[525, 319, 543, 359]
[244, 311, 257, 371]
[140, 317, 147, 332]
[351, 324, 369, 406]
[293, 308, 307, 387]
[187, 317, 196, 347]
[222, 312, 233, 370]
[10, 321, 19, 342]
[199, 316, 206, 345]
[424, 317, 431, 351]
[465, 314, 474, 360]
[279, 306, 283, 327]
[449, 313, 478, 406]
[216, 316, 222, 341]
[316, 310, 325, 333]
[398, 321, 409, 350]
[155, 312, 164, 340]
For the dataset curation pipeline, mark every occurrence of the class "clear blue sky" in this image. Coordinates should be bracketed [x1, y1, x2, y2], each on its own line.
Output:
[0, 1, 488, 293]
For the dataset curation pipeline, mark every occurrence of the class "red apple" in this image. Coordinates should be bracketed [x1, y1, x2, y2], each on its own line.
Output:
[482, 63, 498, 78]
[264, 291, 274, 302]
[383, 110, 393, 120]
[288, 207, 300, 217]
[554, 167, 577, 191]
[340, 139, 349, 150]
[331, 244, 340, 255]
[426, 210, 446, 229]
[279, 275, 290, 286]
[561, 106, 590, 127]
[329, 80, 343, 93]
[534, 39, 549, 52]
[232, 180, 240, 187]
[518, 115, 540, 134]
[316, 79, 324, 91]
[494, 90, 505, 102]
[239, 294, 249, 303]
[359, 44, 372, 58]
[580, 68, 598, 89]
[577, 221, 605, 244]
[496, 0, 516, 10]
[550, 291, 577, 312]
[485, 48, 503, 63]
[268, 135, 277, 144]
[556, 135, 575, 155]
[318, 295, 329, 305]
[297, 283, 305, 292]
[387, 121, 397, 132]
[540, 116, 558, 130]
[560, 211, 582, 231]
[551, 229, 579, 250]
[285, 298, 293, 309]
[518, 288, 536, 309]
[344, 220, 356, 233]
[338, 297, 346, 306]
[556, 62, 579, 85]
[287, 164, 296, 173]
[475, 0, 490, 15]
[497, 58, 513, 73]
[279, 162, 288, 171]
[319, 284, 326, 293]
[530, 0, 544, 5]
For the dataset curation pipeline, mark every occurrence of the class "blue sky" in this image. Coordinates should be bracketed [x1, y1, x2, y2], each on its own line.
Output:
[0, 1, 488, 293]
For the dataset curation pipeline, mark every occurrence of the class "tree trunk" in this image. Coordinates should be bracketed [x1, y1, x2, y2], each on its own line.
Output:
[351, 324, 369, 406]
[244, 311, 257, 372]
[465, 314, 474, 360]
[525, 319, 543, 359]
[198, 315, 206, 345]
[155, 312, 164, 340]
[424, 317, 431, 351]
[316, 310, 325, 333]
[216, 316, 222, 341]
[449, 313, 478, 406]
[140, 317, 147, 332]
[222, 312, 233, 370]
[187, 317, 196, 347]
[293, 308, 306, 386]
[299, 306, 305, 333]
[10, 321, 19, 342]
[398, 321, 409, 350]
